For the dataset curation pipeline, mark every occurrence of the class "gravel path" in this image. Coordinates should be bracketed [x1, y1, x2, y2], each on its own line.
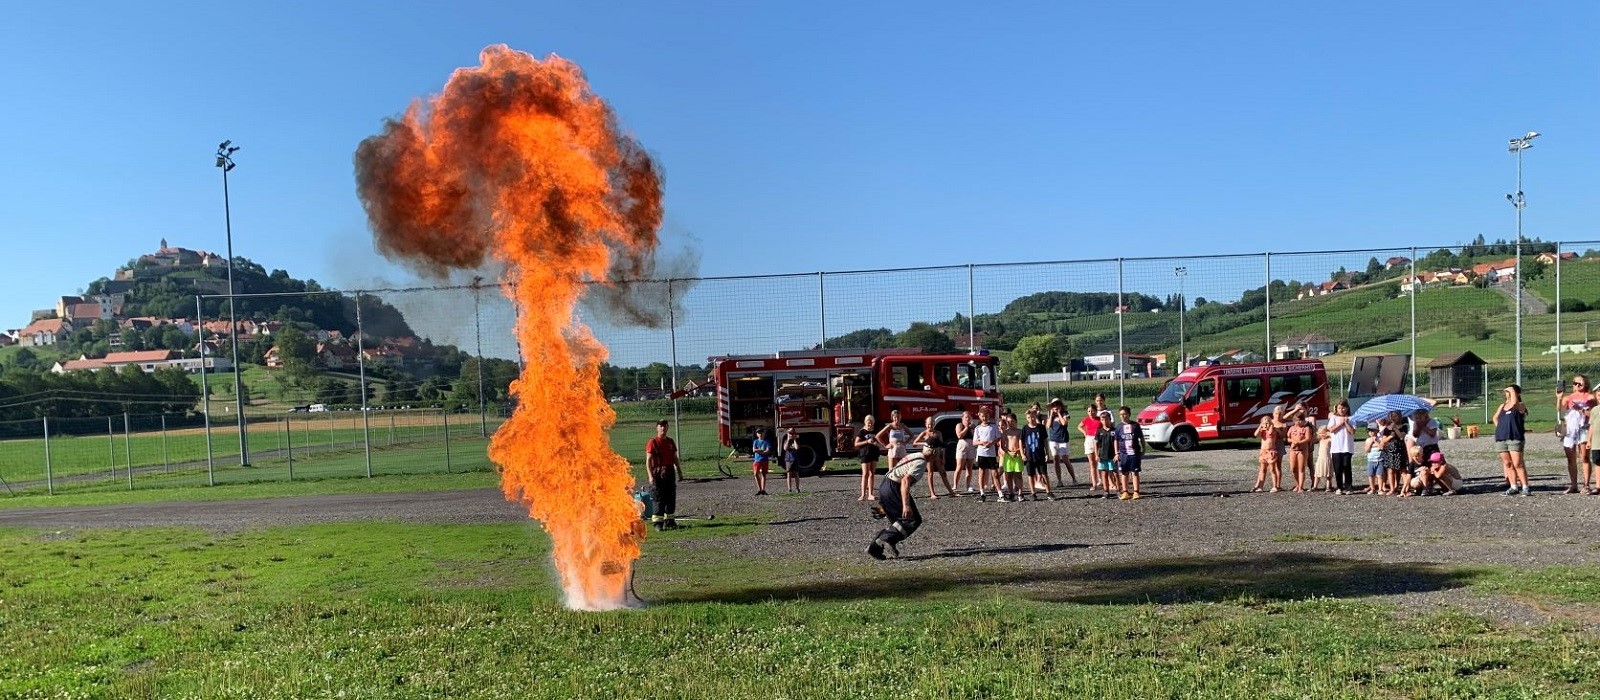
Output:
[3, 433, 1597, 627]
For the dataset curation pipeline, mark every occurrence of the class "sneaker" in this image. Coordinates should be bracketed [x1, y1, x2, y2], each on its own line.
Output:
[1521, 486, 1531, 496]
[1503, 486, 1519, 496]
[1044, 493, 1055, 501]
[1130, 491, 1142, 500]
[883, 540, 900, 558]
[966, 487, 977, 494]
[1118, 492, 1131, 500]
[978, 494, 988, 503]
[665, 520, 678, 530]
[866, 542, 886, 560]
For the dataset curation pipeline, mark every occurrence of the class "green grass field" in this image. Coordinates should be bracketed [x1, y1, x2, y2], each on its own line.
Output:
[2, 521, 1597, 698]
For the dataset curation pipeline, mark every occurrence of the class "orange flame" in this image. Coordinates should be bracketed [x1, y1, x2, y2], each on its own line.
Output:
[354, 45, 661, 610]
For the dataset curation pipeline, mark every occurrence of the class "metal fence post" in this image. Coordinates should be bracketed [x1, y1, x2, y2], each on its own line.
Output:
[286, 414, 294, 481]
[1264, 252, 1273, 359]
[817, 271, 827, 351]
[967, 264, 976, 351]
[1116, 257, 1126, 406]
[388, 410, 396, 447]
[107, 416, 115, 481]
[42, 417, 52, 496]
[442, 407, 452, 473]
[1555, 242, 1563, 385]
[197, 296, 215, 485]
[1409, 248, 1417, 395]
[1484, 364, 1491, 425]
[161, 414, 170, 473]
[327, 409, 335, 450]
[355, 293, 373, 478]
[668, 278, 681, 449]
[473, 279, 488, 439]
[123, 412, 133, 490]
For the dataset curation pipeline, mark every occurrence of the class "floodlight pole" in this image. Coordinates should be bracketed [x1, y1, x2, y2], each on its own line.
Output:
[217, 141, 248, 466]
[1507, 131, 1538, 387]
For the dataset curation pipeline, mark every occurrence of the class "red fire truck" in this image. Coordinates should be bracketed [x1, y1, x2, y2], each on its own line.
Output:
[1137, 360, 1330, 452]
[705, 348, 1002, 475]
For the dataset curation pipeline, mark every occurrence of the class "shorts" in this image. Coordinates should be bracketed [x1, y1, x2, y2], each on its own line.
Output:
[956, 439, 975, 460]
[1494, 439, 1524, 453]
[1591, 449, 1600, 465]
[752, 458, 769, 472]
[783, 450, 798, 469]
[976, 455, 999, 471]
[1050, 441, 1071, 457]
[1118, 455, 1142, 473]
[1026, 458, 1048, 477]
[1002, 454, 1024, 474]
[1366, 459, 1383, 478]
[1084, 443, 1096, 458]
[1097, 459, 1117, 473]
[1563, 431, 1588, 449]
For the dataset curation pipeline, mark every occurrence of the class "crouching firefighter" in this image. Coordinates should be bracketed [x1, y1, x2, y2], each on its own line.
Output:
[868, 437, 942, 559]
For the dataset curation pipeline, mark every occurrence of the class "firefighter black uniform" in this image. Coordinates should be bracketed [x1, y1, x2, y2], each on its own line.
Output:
[867, 439, 941, 559]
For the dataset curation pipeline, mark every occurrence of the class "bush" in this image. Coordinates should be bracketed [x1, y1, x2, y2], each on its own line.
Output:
[1454, 316, 1492, 341]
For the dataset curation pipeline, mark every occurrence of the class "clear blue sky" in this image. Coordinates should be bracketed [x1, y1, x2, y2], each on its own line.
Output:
[3, 1, 1597, 358]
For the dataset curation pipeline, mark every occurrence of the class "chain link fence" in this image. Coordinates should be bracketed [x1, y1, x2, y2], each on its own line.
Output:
[5, 241, 1600, 495]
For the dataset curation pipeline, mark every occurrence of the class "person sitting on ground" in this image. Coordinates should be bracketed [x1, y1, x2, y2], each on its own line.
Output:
[1397, 446, 1426, 498]
[1411, 451, 1464, 496]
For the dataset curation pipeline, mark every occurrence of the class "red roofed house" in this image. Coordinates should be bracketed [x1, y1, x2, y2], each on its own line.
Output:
[51, 349, 226, 375]
[16, 318, 72, 347]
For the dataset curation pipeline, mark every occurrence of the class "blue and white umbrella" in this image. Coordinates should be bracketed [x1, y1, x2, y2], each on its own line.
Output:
[1350, 394, 1434, 425]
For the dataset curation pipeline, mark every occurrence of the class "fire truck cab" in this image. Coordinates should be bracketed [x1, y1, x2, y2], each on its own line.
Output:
[1138, 360, 1329, 452]
[713, 348, 1002, 475]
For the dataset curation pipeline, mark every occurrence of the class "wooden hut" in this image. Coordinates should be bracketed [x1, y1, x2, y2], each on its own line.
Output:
[1427, 351, 1486, 404]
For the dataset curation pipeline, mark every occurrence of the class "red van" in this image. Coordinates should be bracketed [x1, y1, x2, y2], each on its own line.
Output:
[1138, 360, 1330, 451]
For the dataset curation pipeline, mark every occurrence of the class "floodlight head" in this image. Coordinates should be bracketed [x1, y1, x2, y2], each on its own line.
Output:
[1525, 131, 1540, 140]
[219, 140, 231, 150]
[215, 156, 226, 168]
[1506, 194, 1515, 202]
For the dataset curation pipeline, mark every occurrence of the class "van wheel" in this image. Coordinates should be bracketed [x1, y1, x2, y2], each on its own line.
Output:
[1169, 427, 1199, 453]
[793, 435, 829, 477]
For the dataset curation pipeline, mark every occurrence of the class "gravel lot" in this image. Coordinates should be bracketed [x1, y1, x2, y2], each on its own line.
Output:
[3, 432, 1597, 625]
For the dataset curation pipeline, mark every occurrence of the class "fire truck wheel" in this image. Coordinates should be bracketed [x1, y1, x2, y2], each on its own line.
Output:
[792, 434, 829, 477]
[1169, 427, 1199, 453]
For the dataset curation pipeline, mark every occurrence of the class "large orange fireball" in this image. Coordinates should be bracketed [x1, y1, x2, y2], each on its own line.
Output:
[354, 45, 662, 610]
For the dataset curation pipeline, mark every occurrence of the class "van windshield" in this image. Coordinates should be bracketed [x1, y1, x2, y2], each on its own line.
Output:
[1155, 381, 1193, 404]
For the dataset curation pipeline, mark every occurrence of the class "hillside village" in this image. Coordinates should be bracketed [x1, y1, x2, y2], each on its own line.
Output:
[3, 240, 439, 380]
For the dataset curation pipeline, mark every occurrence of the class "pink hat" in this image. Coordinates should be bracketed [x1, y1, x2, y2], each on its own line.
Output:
[1428, 452, 1444, 463]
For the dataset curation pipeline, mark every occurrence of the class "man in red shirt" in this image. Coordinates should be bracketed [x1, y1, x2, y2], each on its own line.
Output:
[645, 420, 680, 531]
